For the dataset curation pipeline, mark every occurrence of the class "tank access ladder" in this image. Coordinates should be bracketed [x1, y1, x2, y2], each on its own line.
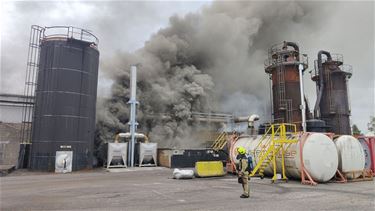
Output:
[211, 132, 228, 151]
[250, 123, 298, 182]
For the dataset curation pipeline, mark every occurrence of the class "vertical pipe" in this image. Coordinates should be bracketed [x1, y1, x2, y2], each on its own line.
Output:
[269, 75, 273, 123]
[314, 51, 332, 118]
[129, 65, 138, 167]
[299, 64, 307, 132]
[130, 66, 137, 101]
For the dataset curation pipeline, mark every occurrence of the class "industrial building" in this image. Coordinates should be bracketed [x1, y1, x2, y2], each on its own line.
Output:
[0, 93, 33, 123]
[0, 94, 33, 168]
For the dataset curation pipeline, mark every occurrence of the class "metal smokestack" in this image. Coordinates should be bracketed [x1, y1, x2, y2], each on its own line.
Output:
[128, 65, 139, 167]
[264, 41, 308, 130]
[314, 50, 332, 118]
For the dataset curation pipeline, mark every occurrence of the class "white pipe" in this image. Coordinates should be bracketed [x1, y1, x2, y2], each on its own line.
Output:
[234, 114, 259, 124]
[248, 114, 260, 128]
[118, 132, 146, 139]
[248, 114, 260, 122]
[299, 64, 307, 132]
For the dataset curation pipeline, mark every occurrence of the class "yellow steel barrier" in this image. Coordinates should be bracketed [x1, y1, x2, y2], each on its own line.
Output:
[195, 161, 225, 177]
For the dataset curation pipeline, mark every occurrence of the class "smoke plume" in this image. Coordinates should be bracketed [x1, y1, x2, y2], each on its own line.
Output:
[96, 1, 330, 152]
[1, 1, 373, 156]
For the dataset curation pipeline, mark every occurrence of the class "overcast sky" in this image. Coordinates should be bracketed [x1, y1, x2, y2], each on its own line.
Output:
[0, 0, 211, 95]
[0, 0, 374, 132]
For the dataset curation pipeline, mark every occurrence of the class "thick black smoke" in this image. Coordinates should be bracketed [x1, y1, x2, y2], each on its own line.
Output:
[95, 1, 311, 150]
[2, 1, 373, 141]
[92, 1, 374, 161]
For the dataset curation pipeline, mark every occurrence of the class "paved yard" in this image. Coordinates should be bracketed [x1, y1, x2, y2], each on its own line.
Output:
[1, 167, 374, 210]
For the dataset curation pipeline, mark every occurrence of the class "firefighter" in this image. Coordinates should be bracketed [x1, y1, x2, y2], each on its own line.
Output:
[236, 146, 250, 198]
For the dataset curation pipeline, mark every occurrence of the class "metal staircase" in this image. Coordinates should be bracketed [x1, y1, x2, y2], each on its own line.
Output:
[250, 123, 298, 182]
[211, 132, 227, 151]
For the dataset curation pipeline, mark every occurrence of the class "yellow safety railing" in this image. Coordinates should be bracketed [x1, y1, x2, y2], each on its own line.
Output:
[211, 132, 227, 151]
[250, 123, 298, 182]
[252, 126, 273, 160]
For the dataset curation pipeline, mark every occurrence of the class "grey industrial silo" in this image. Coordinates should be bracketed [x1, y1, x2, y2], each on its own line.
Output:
[29, 26, 99, 171]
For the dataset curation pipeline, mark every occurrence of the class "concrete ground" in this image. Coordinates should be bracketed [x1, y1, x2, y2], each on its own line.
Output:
[1, 167, 374, 211]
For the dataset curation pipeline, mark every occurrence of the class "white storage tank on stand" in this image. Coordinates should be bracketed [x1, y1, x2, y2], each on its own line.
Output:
[230, 133, 339, 182]
[334, 135, 365, 178]
[107, 143, 128, 168]
[136, 142, 157, 167]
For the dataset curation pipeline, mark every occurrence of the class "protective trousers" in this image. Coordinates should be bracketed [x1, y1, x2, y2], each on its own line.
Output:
[241, 172, 249, 197]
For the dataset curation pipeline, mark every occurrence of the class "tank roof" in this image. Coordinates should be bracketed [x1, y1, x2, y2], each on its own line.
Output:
[39, 26, 99, 47]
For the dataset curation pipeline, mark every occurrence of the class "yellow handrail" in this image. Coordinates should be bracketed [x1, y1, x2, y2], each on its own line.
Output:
[211, 132, 227, 151]
[250, 123, 298, 182]
[253, 126, 273, 151]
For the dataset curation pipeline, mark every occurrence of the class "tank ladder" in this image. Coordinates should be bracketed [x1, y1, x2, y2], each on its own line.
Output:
[18, 25, 44, 168]
[325, 68, 336, 114]
[250, 123, 298, 183]
[277, 64, 287, 111]
[277, 64, 295, 125]
[286, 100, 293, 124]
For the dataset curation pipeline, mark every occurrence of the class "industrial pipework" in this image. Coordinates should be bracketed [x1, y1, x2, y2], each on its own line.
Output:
[311, 51, 352, 135]
[233, 114, 259, 126]
[264, 41, 308, 130]
[248, 114, 260, 128]
[298, 64, 307, 132]
[314, 50, 332, 118]
[115, 132, 149, 143]
[232, 114, 260, 136]
[283, 41, 300, 60]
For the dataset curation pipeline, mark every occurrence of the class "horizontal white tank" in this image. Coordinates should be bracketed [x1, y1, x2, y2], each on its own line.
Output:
[230, 133, 338, 182]
[358, 137, 372, 170]
[334, 135, 365, 179]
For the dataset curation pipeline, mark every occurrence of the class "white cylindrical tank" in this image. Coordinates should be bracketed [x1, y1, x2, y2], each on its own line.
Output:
[334, 135, 365, 179]
[358, 137, 372, 170]
[230, 133, 338, 182]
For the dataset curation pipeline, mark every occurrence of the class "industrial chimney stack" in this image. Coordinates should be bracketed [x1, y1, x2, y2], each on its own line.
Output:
[311, 51, 352, 135]
[264, 41, 308, 130]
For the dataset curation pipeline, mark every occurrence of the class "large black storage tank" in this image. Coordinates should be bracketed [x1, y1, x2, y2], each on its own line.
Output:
[30, 26, 99, 171]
